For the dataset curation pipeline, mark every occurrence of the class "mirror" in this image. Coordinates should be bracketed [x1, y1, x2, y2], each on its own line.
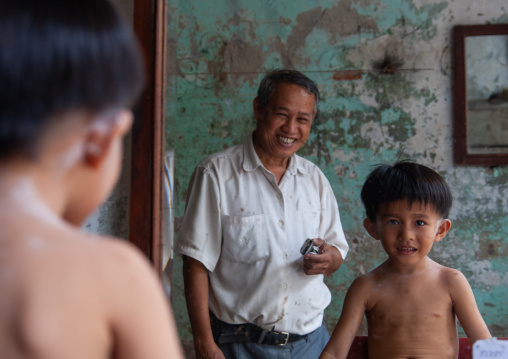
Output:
[453, 24, 508, 165]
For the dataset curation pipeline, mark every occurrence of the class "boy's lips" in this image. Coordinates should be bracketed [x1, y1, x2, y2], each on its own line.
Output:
[397, 247, 417, 255]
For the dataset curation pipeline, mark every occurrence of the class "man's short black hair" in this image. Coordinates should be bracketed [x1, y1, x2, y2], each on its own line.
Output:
[361, 161, 453, 221]
[0, 0, 145, 158]
[256, 69, 320, 115]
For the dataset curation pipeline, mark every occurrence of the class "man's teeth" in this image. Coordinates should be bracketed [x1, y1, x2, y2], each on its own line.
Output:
[278, 135, 295, 144]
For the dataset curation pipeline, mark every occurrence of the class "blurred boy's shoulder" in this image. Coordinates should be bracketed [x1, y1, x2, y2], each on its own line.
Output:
[0, 217, 158, 304]
[51, 229, 158, 292]
[78, 231, 154, 275]
[0, 224, 168, 358]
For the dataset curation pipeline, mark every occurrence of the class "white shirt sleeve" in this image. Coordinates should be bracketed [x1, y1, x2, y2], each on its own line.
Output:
[174, 165, 222, 272]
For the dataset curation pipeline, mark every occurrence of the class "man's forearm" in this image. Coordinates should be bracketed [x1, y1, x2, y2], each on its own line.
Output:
[182, 256, 215, 345]
[325, 245, 343, 276]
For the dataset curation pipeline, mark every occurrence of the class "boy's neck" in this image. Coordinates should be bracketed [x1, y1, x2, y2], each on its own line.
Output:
[0, 163, 66, 222]
[383, 256, 433, 275]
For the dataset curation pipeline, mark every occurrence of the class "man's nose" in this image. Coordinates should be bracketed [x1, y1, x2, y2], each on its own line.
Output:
[283, 117, 297, 133]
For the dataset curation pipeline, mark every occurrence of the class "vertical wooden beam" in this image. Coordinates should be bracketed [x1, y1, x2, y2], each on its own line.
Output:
[129, 0, 166, 273]
[152, 0, 167, 274]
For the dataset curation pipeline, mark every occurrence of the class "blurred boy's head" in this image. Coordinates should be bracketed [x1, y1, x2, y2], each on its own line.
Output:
[0, 0, 145, 159]
[361, 161, 452, 222]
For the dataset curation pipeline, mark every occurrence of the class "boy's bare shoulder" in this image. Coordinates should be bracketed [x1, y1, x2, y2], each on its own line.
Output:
[26, 226, 147, 269]
[347, 269, 380, 293]
[76, 231, 151, 271]
[4, 220, 158, 297]
[55, 230, 158, 290]
[0, 221, 169, 358]
[433, 262, 470, 287]
[72, 232, 165, 312]
[361, 260, 392, 282]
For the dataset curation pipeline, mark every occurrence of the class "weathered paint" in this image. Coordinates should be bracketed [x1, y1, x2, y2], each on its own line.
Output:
[166, 0, 508, 352]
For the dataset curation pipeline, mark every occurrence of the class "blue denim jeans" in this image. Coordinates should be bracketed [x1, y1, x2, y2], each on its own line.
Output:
[217, 322, 329, 359]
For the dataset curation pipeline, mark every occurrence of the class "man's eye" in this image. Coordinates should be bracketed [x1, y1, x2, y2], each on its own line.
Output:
[415, 220, 426, 226]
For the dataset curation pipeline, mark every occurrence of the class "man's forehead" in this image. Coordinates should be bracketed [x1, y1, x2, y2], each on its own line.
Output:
[268, 84, 316, 105]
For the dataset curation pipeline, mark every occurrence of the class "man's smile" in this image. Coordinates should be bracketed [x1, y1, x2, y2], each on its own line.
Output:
[277, 135, 296, 144]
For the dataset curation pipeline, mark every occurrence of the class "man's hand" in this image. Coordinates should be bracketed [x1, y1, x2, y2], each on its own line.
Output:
[194, 339, 225, 359]
[303, 238, 343, 276]
[183, 256, 226, 359]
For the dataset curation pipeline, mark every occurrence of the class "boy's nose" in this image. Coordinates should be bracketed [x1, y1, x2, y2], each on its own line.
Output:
[399, 225, 415, 241]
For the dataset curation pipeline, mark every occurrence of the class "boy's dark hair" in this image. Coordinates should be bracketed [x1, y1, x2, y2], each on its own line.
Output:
[361, 161, 453, 221]
[0, 0, 145, 158]
[257, 69, 320, 115]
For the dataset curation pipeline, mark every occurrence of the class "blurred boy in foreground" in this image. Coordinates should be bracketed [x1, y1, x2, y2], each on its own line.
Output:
[320, 161, 491, 359]
[0, 0, 183, 358]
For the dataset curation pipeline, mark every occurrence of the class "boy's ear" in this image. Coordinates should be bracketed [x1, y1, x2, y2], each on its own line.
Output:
[434, 219, 451, 243]
[84, 109, 133, 168]
[363, 218, 380, 240]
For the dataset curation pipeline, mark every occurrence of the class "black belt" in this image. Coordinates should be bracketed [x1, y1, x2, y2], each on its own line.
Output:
[210, 313, 308, 346]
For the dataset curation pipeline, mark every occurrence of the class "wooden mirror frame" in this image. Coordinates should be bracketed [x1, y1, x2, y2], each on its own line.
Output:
[129, 0, 167, 272]
[453, 23, 508, 166]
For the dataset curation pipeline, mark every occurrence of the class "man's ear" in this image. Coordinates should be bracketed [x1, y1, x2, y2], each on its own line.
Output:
[363, 218, 380, 240]
[434, 219, 451, 243]
[84, 109, 133, 168]
[253, 97, 263, 122]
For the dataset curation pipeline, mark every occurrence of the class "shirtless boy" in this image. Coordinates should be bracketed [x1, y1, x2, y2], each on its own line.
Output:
[0, 1, 183, 358]
[320, 161, 491, 359]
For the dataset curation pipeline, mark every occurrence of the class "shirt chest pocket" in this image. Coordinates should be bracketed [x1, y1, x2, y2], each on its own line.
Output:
[221, 214, 270, 264]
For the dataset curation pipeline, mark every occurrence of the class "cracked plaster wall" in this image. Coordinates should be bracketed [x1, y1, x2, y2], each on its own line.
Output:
[165, 0, 508, 352]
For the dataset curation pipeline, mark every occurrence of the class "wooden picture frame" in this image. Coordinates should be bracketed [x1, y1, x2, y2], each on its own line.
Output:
[453, 24, 508, 165]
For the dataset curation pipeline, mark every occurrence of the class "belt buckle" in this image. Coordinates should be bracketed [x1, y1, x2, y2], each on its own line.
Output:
[275, 331, 289, 346]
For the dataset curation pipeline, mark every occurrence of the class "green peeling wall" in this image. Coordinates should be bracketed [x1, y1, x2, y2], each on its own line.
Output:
[165, 0, 508, 353]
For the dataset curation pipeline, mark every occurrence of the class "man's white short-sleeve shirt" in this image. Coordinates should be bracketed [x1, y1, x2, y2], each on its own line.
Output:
[175, 133, 349, 335]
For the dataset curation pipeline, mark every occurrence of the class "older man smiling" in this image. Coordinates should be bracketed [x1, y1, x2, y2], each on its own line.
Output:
[175, 69, 349, 359]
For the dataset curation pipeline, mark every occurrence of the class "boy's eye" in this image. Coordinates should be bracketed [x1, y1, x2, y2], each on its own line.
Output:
[388, 219, 399, 225]
[415, 220, 426, 226]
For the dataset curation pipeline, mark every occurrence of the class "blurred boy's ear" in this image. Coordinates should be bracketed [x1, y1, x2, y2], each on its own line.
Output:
[434, 219, 451, 243]
[84, 109, 133, 168]
[363, 218, 380, 240]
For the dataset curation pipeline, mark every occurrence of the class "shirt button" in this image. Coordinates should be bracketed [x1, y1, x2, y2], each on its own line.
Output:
[279, 220, 284, 227]
[282, 252, 288, 259]
[282, 283, 288, 289]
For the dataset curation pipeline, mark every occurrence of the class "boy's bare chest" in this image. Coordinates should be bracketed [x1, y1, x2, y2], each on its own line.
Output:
[367, 275, 454, 325]
[365, 275, 459, 358]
